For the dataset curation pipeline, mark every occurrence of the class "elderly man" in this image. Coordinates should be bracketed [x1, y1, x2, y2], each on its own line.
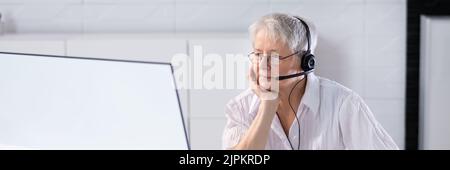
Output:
[222, 13, 398, 150]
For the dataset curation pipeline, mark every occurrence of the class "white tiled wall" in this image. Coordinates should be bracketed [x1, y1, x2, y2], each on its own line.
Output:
[363, 0, 406, 149]
[187, 38, 250, 149]
[0, 39, 65, 55]
[0, 0, 406, 149]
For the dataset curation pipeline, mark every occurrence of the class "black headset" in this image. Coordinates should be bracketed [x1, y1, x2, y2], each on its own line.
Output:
[295, 16, 316, 73]
[277, 16, 315, 81]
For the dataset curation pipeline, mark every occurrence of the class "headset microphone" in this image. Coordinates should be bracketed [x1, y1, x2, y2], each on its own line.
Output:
[277, 70, 313, 80]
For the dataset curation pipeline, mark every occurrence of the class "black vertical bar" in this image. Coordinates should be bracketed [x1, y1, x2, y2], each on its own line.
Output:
[405, 0, 421, 150]
[405, 0, 450, 150]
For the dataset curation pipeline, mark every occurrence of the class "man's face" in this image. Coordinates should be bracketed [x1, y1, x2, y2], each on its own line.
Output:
[253, 29, 302, 89]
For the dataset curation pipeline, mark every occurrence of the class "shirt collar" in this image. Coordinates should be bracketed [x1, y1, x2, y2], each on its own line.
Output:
[301, 73, 320, 115]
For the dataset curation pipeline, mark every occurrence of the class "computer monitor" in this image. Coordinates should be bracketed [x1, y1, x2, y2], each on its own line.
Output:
[0, 52, 189, 150]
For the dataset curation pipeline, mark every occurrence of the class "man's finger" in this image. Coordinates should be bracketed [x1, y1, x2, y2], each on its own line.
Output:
[248, 64, 258, 84]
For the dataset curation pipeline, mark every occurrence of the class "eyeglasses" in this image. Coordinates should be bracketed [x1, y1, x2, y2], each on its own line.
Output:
[248, 51, 300, 63]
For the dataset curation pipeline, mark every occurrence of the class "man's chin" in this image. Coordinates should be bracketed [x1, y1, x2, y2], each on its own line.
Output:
[259, 81, 270, 89]
[259, 79, 276, 91]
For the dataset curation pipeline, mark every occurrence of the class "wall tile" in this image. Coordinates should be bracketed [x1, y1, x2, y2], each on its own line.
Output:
[365, 1, 406, 37]
[270, 0, 364, 5]
[365, 98, 405, 149]
[0, 0, 81, 4]
[175, 0, 270, 32]
[83, 3, 175, 33]
[366, 35, 405, 67]
[188, 39, 251, 118]
[0, 40, 65, 55]
[314, 35, 365, 69]
[364, 66, 405, 99]
[0, 4, 83, 33]
[84, 0, 167, 4]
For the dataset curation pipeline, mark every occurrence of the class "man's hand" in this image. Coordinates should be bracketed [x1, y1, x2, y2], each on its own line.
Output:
[248, 59, 280, 103]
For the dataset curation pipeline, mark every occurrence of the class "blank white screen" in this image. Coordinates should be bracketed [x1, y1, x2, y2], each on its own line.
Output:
[0, 52, 188, 150]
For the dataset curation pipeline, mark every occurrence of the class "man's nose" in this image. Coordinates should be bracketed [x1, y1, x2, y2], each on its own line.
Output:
[259, 56, 271, 69]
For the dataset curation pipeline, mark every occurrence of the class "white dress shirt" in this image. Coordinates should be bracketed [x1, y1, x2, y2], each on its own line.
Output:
[222, 73, 399, 150]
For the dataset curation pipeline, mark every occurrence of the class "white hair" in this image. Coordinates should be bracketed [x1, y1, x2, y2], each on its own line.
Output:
[249, 13, 318, 54]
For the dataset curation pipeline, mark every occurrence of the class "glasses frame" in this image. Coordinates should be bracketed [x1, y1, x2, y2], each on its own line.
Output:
[247, 51, 300, 62]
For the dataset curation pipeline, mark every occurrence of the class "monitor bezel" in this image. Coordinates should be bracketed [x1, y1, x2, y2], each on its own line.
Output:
[0, 51, 191, 150]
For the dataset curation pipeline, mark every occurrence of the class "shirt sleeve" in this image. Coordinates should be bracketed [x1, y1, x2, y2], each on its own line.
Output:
[222, 99, 250, 150]
[338, 92, 399, 150]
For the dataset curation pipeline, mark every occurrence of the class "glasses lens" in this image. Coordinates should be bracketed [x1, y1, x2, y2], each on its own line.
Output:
[271, 52, 279, 57]
[248, 53, 258, 63]
[249, 52, 282, 63]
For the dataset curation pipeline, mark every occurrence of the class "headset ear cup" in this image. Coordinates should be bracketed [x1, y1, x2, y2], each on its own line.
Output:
[301, 53, 315, 72]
